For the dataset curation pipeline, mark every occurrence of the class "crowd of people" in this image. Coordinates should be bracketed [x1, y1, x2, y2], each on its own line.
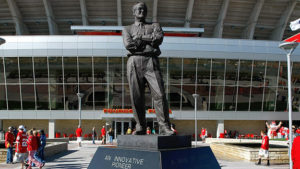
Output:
[5, 125, 46, 169]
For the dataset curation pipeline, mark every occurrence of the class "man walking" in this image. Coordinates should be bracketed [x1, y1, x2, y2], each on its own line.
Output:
[256, 130, 270, 166]
[5, 126, 14, 164]
[122, 2, 174, 135]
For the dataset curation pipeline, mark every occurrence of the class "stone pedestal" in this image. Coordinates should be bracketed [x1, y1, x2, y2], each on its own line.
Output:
[88, 135, 220, 169]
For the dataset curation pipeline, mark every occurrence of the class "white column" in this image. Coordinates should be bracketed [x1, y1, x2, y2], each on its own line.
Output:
[48, 119, 56, 139]
[121, 122, 124, 135]
[216, 120, 224, 138]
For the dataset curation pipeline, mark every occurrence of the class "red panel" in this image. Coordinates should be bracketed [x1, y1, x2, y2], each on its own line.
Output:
[284, 33, 300, 42]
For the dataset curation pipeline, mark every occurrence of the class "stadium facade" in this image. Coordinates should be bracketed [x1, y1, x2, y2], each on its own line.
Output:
[1, 35, 300, 138]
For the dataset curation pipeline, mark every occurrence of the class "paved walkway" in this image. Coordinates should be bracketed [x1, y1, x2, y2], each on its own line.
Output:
[1, 141, 289, 169]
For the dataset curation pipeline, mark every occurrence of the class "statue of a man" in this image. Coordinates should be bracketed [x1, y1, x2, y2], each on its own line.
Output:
[122, 2, 174, 136]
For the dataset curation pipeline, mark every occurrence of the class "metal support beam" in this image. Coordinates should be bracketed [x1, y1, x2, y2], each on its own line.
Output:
[184, 0, 194, 27]
[270, 0, 297, 41]
[43, 0, 59, 35]
[242, 0, 264, 39]
[6, 0, 29, 35]
[152, 0, 158, 22]
[213, 0, 230, 38]
[79, 0, 89, 25]
[117, 0, 122, 26]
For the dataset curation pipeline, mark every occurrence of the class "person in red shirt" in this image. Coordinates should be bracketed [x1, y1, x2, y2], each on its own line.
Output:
[76, 125, 83, 147]
[26, 130, 44, 169]
[256, 130, 270, 166]
[101, 126, 106, 144]
[146, 127, 151, 135]
[15, 125, 28, 169]
[201, 128, 206, 142]
[292, 135, 300, 169]
[5, 126, 14, 164]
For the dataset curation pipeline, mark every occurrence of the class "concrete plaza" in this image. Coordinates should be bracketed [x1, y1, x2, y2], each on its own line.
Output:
[0, 141, 289, 169]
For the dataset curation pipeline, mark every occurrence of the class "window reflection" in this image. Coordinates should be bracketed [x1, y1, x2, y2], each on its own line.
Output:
[169, 85, 181, 110]
[181, 85, 195, 110]
[292, 62, 300, 87]
[7, 85, 21, 110]
[196, 85, 209, 110]
[159, 58, 168, 84]
[210, 85, 223, 110]
[34, 57, 48, 83]
[64, 84, 78, 110]
[94, 84, 108, 109]
[265, 61, 279, 87]
[239, 60, 252, 86]
[211, 59, 225, 86]
[250, 87, 263, 111]
[237, 87, 250, 111]
[252, 61, 266, 87]
[278, 61, 287, 87]
[79, 84, 93, 110]
[94, 57, 107, 83]
[36, 85, 49, 110]
[276, 87, 287, 111]
[263, 87, 276, 111]
[182, 58, 196, 85]
[169, 58, 182, 84]
[197, 59, 211, 85]
[0, 57, 5, 84]
[225, 60, 239, 86]
[5, 57, 19, 83]
[49, 57, 63, 83]
[21, 84, 35, 110]
[292, 87, 300, 112]
[223, 86, 236, 111]
[109, 57, 123, 84]
[64, 57, 78, 83]
[78, 57, 92, 83]
[49, 84, 64, 110]
[19, 57, 33, 83]
[0, 85, 7, 110]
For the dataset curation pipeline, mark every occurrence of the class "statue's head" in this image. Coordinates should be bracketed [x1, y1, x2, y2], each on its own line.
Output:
[132, 2, 147, 20]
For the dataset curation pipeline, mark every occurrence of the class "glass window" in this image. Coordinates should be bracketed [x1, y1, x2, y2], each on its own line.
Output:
[239, 60, 252, 86]
[0, 85, 7, 110]
[78, 57, 93, 83]
[94, 57, 107, 83]
[237, 87, 250, 111]
[223, 86, 236, 111]
[292, 62, 300, 87]
[21, 84, 35, 110]
[79, 84, 93, 110]
[36, 85, 49, 110]
[182, 58, 196, 85]
[49, 84, 64, 110]
[64, 57, 78, 83]
[250, 87, 263, 111]
[108, 84, 124, 109]
[276, 87, 287, 111]
[5, 57, 19, 83]
[7, 85, 21, 110]
[225, 60, 239, 86]
[19, 57, 33, 83]
[159, 58, 168, 84]
[252, 61, 266, 87]
[181, 85, 195, 110]
[124, 84, 132, 109]
[169, 58, 182, 84]
[263, 87, 276, 111]
[210, 85, 224, 110]
[278, 61, 287, 87]
[108, 57, 123, 84]
[64, 84, 78, 110]
[197, 59, 211, 85]
[196, 85, 209, 110]
[211, 59, 225, 86]
[169, 85, 181, 110]
[49, 57, 63, 83]
[94, 84, 109, 109]
[265, 61, 279, 87]
[34, 57, 48, 83]
[292, 87, 300, 112]
[0, 57, 5, 84]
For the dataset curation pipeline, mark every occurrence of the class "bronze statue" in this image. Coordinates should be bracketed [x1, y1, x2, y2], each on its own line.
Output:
[122, 2, 174, 135]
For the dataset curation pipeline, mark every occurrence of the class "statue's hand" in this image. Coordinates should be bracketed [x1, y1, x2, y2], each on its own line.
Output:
[141, 34, 153, 42]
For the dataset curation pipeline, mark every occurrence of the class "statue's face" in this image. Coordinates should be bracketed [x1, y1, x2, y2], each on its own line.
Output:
[133, 3, 147, 19]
